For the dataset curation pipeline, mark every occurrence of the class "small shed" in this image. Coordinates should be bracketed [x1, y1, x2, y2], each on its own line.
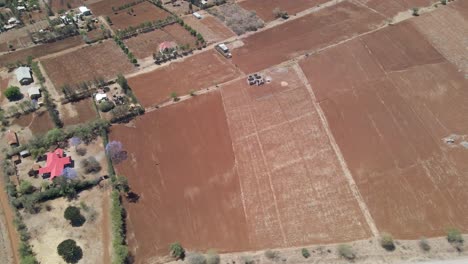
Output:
[79, 6, 91, 16]
[193, 12, 202, 19]
[95, 93, 107, 102]
[28, 86, 41, 99]
[6, 130, 18, 146]
[14, 66, 32, 85]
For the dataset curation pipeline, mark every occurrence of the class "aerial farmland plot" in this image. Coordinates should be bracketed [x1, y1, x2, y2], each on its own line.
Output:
[299, 20, 468, 239]
[41, 40, 135, 89]
[1, 0, 468, 264]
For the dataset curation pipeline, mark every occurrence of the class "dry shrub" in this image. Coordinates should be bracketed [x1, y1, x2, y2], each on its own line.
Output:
[209, 4, 264, 35]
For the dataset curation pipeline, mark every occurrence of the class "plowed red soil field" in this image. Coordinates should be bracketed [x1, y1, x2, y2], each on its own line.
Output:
[104, 1, 171, 30]
[231, 1, 384, 73]
[183, 15, 235, 43]
[49, 0, 84, 12]
[299, 21, 468, 239]
[411, 3, 468, 74]
[13, 111, 55, 135]
[112, 67, 372, 262]
[124, 24, 197, 59]
[238, 0, 329, 22]
[124, 29, 175, 59]
[112, 92, 249, 262]
[62, 98, 98, 126]
[89, 0, 136, 15]
[128, 50, 241, 107]
[0, 36, 83, 66]
[354, 0, 437, 18]
[42, 40, 134, 89]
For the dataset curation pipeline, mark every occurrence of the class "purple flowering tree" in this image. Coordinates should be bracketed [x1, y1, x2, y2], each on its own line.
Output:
[105, 141, 128, 164]
[62, 167, 78, 179]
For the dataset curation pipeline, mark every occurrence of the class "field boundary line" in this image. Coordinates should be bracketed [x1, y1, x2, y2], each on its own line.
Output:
[293, 64, 379, 237]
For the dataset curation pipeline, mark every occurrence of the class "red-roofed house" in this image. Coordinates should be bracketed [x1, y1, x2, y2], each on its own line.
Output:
[159, 41, 177, 53]
[38, 149, 71, 180]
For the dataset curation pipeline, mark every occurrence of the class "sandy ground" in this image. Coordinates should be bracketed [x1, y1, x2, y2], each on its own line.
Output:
[22, 187, 111, 264]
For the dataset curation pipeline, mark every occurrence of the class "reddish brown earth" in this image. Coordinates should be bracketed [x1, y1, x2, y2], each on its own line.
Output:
[112, 92, 249, 262]
[354, 0, 438, 18]
[88, 0, 136, 16]
[411, 2, 468, 74]
[42, 40, 134, 89]
[162, 24, 198, 49]
[106, 1, 171, 30]
[231, 1, 385, 73]
[13, 111, 55, 135]
[124, 24, 198, 59]
[0, 36, 84, 66]
[62, 98, 98, 126]
[220, 66, 371, 248]
[124, 29, 176, 59]
[239, 0, 329, 22]
[299, 22, 468, 238]
[183, 15, 235, 44]
[49, 0, 84, 12]
[128, 50, 241, 107]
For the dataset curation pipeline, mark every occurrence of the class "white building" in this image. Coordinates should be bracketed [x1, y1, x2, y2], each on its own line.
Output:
[14, 67, 33, 85]
[79, 6, 91, 16]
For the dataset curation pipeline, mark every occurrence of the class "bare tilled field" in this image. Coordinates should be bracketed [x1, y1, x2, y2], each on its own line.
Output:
[112, 66, 372, 263]
[42, 40, 135, 89]
[128, 50, 241, 107]
[411, 2, 468, 74]
[62, 98, 98, 126]
[99, 1, 172, 30]
[48, 0, 84, 12]
[183, 15, 235, 44]
[238, 0, 329, 22]
[0, 36, 84, 66]
[353, 0, 438, 18]
[124, 24, 197, 60]
[299, 21, 468, 239]
[231, 1, 385, 73]
[88, 0, 135, 16]
[12, 111, 55, 135]
[124, 29, 175, 59]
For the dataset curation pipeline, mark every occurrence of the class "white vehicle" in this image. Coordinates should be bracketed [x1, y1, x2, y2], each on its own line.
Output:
[216, 43, 232, 58]
[193, 12, 202, 19]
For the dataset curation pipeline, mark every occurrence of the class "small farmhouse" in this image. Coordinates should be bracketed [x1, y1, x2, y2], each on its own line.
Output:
[159, 41, 177, 54]
[14, 66, 33, 85]
[28, 86, 41, 99]
[38, 149, 72, 180]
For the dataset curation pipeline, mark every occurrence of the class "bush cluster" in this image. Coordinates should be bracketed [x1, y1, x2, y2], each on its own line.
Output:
[111, 190, 128, 264]
[57, 239, 83, 263]
[64, 206, 86, 227]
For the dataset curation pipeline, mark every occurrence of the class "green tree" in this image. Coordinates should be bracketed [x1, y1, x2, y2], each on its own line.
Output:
[19, 180, 34, 195]
[170, 242, 185, 260]
[115, 175, 130, 193]
[98, 101, 115, 112]
[4, 86, 22, 101]
[57, 239, 83, 263]
[447, 228, 463, 244]
[301, 248, 310, 258]
[64, 206, 86, 227]
[380, 233, 395, 251]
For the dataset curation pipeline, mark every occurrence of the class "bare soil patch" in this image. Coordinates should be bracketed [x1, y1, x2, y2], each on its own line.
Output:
[299, 22, 468, 239]
[89, 0, 136, 16]
[124, 23, 198, 60]
[62, 98, 98, 126]
[238, 0, 329, 22]
[183, 15, 235, 44]
[41, 40, 135, 89]
[49, 0, 84, 12]
[105, 1, 172, 30]
[22, 188, 109, 264]
[231, 1, 385, 73]
[13, 111, 55, 135]
[128, 50, 241, 107]
[411, 3, 468, 74]
[353, 0, 438, 18]
[124, 29, 175, 59]
[0, 35, 84, 66]
[112, 92, 249, 262]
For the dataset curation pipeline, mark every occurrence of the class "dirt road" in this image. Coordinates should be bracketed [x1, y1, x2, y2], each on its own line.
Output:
[0, 171, 19, 264]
